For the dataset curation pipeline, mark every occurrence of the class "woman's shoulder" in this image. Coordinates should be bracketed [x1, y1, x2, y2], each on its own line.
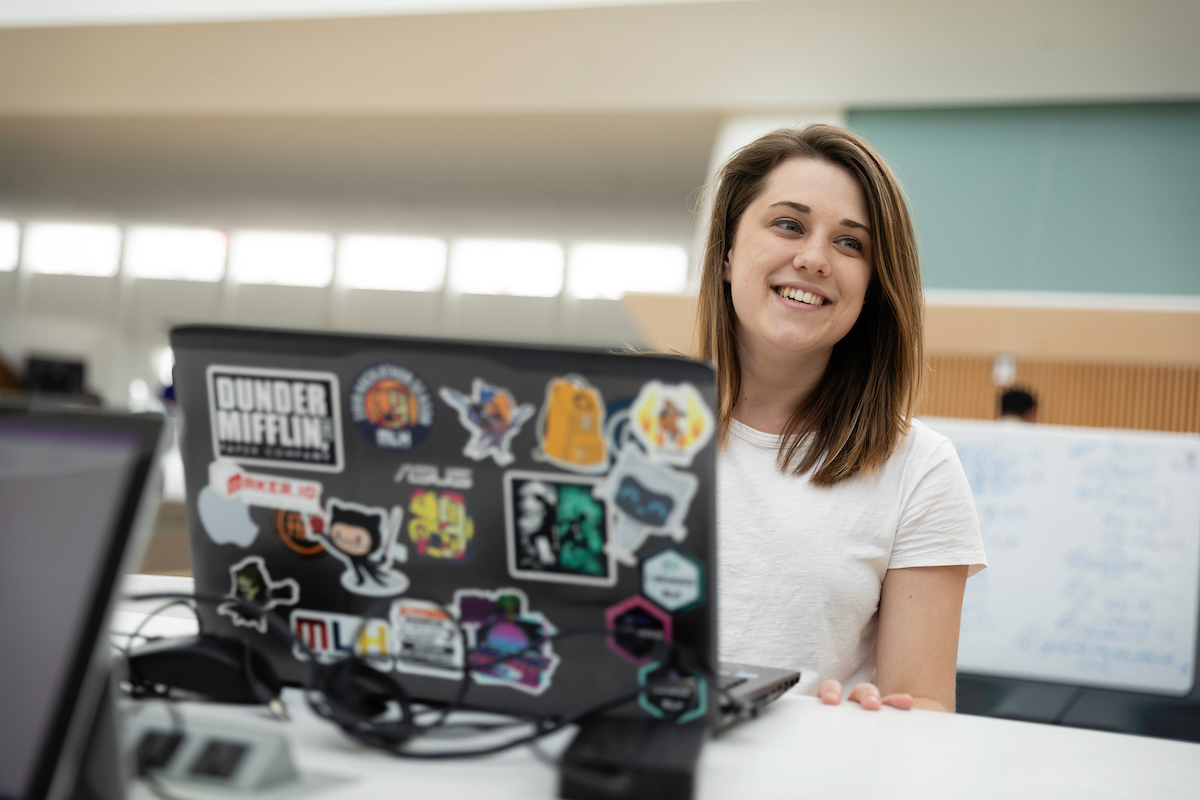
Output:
[888, 418, 959, 475]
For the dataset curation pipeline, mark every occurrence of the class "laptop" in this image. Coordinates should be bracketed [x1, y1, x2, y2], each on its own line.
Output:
[171, 325, 797, 729]
[0, 403, 170, 800]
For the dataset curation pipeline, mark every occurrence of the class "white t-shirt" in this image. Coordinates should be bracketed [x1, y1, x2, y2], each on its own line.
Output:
[717, 418, 987, 695]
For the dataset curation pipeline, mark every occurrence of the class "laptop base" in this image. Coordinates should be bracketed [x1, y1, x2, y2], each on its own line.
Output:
[559, 716, 704, 800]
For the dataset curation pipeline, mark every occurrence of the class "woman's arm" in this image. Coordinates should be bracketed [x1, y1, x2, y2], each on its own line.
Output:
[874, 564, 969, 712]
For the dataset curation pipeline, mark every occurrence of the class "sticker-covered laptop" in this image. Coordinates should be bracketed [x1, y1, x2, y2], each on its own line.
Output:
[172, 325, 797, 728]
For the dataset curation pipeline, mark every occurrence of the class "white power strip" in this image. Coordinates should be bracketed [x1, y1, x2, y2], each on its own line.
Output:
[125, 705, 298, 792]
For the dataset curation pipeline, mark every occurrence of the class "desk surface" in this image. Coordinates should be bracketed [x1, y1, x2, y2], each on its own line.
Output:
[117, 576, 1200, 799]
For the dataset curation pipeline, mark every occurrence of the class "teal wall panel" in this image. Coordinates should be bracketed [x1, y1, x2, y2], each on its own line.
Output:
[846, 105, 1200, 295]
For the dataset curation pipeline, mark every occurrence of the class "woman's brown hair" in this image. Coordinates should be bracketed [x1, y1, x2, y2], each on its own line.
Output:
[695, 124, 924, 486]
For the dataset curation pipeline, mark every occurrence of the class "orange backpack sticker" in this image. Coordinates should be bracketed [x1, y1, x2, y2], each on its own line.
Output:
[534, 376, 608, 473]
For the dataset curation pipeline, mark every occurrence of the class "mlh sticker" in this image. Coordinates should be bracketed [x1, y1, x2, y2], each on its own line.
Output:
[207, 365, 343, 473]
[290, 609, 392, 669]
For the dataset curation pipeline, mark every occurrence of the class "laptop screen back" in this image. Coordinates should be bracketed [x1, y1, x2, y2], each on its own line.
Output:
[0, 422, 141, 800]
[173, 325, 719, 724]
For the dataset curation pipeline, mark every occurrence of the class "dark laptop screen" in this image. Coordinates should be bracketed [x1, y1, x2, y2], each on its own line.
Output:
[0, 422, 140, 800]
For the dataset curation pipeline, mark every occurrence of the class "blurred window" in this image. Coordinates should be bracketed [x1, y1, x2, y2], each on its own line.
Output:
[449, 239, 564, 297]
[24, 223, 121, 277]
[338, 235, 447, 291]
[228, 231, 334, 287]
[125, 226, 227, 282]
[567, 243, 689, 299]
[0, 221, 17, 271]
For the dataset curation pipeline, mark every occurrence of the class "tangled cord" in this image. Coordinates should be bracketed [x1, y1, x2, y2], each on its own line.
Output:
[120, 591, 735, 761]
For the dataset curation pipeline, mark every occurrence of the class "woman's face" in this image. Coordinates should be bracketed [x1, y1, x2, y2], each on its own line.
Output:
[724, 157, 873, 368]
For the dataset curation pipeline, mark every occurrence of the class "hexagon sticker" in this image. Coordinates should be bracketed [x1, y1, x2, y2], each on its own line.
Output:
[605, 596, 672, 666]
[640, 545, 704, 613]
[638, 660, 707, 725]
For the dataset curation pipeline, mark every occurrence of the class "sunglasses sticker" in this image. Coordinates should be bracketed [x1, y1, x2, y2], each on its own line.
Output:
[594, 446, 698, 566]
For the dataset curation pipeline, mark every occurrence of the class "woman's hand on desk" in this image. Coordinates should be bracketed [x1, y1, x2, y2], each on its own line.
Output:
[817, 680, 915, 711]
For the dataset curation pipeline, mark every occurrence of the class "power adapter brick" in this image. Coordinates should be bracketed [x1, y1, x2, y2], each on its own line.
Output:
[559, 716, 706, 800]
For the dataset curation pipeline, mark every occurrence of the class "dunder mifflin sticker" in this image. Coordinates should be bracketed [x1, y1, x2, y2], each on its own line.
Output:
[207, 365, 344, 473]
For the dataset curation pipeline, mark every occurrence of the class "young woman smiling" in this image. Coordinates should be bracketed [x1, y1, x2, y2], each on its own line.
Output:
[697, 126, 986, 712]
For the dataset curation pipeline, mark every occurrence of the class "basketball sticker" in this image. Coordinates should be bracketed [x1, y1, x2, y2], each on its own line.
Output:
[274, 509, 325, 557]
[349, 363, 435, 452]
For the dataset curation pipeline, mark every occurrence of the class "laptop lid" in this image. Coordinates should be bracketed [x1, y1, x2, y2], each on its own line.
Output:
[171, 324, 719, 724]
[0, 405, 169, 800]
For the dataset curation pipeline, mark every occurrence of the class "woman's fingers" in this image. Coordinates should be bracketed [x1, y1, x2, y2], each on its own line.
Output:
[847, 682, 882, 710]
[821, 681, 914, 711]
[817, 679, 843, 705]
[882, 693, 915, 710]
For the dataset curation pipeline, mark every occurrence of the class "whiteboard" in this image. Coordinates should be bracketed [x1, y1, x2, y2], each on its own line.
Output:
[921, 418, 1200, 696]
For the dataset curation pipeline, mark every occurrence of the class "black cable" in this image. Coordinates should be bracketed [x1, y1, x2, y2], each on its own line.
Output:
[121, 590, 726, 761]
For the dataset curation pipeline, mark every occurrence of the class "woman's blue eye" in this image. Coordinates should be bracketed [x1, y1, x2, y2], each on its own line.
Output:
[838, 237, 863, 252]
[774, 219, 801, 233]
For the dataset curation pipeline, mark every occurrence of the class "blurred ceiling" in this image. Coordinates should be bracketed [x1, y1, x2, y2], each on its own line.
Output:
[0, 0, 740, 28]
[0, 0, 1195, 237]
[0, 113, 720, 235]
[1, 0, 1196, 116]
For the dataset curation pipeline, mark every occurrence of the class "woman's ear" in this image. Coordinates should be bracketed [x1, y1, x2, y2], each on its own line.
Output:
[722, 252, 731, 282]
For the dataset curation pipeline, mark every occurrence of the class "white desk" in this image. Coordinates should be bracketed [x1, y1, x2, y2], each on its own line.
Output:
[116, 576, 1200, 799]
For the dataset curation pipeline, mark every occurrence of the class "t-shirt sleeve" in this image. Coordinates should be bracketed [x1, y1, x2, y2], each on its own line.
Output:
[888, 439, 988, 576]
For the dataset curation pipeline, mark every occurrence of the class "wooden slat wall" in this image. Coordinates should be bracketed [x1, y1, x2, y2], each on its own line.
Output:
[919, 357, 1200, 433]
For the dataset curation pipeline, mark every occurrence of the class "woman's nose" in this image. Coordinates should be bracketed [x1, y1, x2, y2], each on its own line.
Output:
[792, 239, 831, 276]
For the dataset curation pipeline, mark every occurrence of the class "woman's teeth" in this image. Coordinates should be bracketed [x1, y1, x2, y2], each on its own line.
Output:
[775, 286, 826, 306]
